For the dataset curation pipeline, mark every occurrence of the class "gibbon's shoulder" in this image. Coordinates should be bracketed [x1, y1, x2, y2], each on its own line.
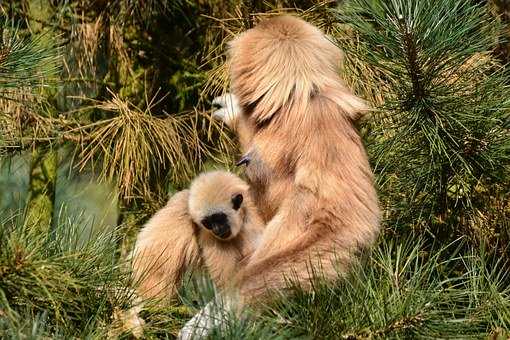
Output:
[167, 189, 190, 206]
[137, 189, 191, 238]
[156, 189, 190, 218]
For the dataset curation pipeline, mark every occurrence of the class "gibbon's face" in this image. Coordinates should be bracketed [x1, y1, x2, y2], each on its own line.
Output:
[188, 171, 249, 241]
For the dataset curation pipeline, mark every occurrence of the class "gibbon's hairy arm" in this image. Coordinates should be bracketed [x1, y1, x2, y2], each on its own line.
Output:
[131, 190, 201, 302]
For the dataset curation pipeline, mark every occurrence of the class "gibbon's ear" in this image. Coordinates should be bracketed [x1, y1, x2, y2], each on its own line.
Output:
[231, 193, 243, 210]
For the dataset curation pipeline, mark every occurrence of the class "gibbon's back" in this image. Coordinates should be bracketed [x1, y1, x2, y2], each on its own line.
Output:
[228, 15, 380, 250]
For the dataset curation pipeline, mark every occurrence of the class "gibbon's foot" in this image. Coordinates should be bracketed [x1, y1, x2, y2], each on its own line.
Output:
[212, 93, 241, 128]
[111, 303, 145, 338]
[122, 307, 145, 338]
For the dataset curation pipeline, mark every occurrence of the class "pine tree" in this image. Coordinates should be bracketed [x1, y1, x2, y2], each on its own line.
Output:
[0, 7, 60, 233]
[23, 0, 61, 233]
[337, 0, 510, 243]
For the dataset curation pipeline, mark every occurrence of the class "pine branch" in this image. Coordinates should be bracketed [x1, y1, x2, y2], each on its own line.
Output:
[0, 19, 60, 91]
[397, 16, 426, 106]
[337, 0, 510, 233]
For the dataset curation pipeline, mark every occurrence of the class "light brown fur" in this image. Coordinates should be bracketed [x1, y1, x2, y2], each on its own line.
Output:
[225, 15, 381, 301]
[131, 171, 264, 302]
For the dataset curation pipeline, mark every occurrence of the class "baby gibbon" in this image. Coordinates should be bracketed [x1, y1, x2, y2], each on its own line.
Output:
[131, 170, 263, 303]
[215, 15, 381, 301]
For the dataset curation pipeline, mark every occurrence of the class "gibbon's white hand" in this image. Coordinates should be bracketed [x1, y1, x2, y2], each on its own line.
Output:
[177, 295, 234, 340]
[212, 93, 241, 128]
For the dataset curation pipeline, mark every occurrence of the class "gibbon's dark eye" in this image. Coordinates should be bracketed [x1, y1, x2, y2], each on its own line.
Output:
[200, 219, 212, 230]
[231, 193, 243, 211]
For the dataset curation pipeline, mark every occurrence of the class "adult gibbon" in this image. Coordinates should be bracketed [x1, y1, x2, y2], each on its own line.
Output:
[181, 15, 381, 337]
[130, 171, 263, 302]
[220, 13, 380, 300]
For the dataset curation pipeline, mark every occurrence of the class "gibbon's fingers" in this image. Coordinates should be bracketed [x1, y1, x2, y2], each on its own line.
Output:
[212, 93, 241, 127]
[113, 304, 145, 338]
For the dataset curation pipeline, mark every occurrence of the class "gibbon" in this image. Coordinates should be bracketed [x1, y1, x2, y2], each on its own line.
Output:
[188, 15, 381, 329]
[228, 14, 380, 300]
[130, 170, 263, 303]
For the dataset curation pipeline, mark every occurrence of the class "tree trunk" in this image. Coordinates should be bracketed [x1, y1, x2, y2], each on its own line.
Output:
[25, 0, 58, 232]
[25, 147, 57, 232]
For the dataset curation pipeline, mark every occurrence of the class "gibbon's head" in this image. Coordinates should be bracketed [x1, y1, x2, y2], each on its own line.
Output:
[188, 171, 249, 241]
[228, 15, 367, 123]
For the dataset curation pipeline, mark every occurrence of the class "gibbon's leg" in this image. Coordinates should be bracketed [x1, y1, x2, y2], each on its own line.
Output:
[234, 188, 345, 302]
[236, 233, 346, 302]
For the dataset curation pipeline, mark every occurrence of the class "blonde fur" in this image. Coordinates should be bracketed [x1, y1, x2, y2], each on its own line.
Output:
[188, 171, 264, 290]
[223, 15, 381, 301]
[131, 171, 264, 302]
[131, 190, 200, 301]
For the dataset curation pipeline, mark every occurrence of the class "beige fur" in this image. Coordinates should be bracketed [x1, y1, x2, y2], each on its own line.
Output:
[188, 171, 264, 290]
[131, 171, 264, 302]
[223, 15, 381, 301]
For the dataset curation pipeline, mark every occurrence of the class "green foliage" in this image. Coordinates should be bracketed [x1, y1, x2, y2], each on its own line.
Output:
[337, 0, 510, 238]
[0, 19, 60, 92]
[0, 17, 60, 157]
[0, 214, 130, 338]
[0, 216, 509, 338]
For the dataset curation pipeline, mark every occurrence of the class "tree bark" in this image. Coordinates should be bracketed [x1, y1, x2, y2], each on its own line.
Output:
[492, 0, 510, 63]
[25, 0, 58, 232]
[25, 147, 57, 232]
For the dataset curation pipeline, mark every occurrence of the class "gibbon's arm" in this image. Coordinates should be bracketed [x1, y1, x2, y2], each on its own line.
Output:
[131, 190, 201, 301]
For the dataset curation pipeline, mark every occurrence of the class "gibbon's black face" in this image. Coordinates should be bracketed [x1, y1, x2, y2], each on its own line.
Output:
[201, 212, 231, 239]
[199, 193, 244, 240]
